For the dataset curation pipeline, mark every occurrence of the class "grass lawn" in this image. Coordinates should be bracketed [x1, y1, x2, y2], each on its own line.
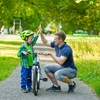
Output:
[66, 37, 100, 96]
[0, 35, 100, 97]
[0, 56, 19, 80]
[0, 37, 21, 81]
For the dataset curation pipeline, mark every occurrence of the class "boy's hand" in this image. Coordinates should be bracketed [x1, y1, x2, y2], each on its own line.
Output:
[37, 24, 42, 34]
[22, 51, 28, 55]
[27, 50, 31, 54]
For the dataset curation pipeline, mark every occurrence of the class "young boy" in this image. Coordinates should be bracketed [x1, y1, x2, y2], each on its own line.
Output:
[17, 30, 39, 93]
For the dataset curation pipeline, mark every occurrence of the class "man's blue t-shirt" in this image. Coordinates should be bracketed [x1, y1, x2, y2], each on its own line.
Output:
[50, 42, 77, 70]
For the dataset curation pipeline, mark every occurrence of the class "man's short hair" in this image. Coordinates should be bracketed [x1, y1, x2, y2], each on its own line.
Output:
[54, 31, 66, 41]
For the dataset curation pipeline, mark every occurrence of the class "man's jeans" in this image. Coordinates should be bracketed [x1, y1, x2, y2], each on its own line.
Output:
[43, 64, 77, 80]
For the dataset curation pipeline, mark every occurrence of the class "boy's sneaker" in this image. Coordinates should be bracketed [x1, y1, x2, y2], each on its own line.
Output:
[68, 81, 76, 93]
[28, 87, 33, 92]
[21, 88, 28, 93]
[46, 85, 61, 92]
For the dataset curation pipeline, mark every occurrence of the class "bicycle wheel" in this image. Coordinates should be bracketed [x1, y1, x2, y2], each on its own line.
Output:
[33, 66, 38, 96]
[37, 65, 40, 89]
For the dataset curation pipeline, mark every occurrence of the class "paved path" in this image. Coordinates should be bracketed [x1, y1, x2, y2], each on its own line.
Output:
[0, 35, 100, 100]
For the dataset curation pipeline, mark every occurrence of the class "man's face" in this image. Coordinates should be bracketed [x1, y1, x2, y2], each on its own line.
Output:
[53, 35, 61, 45]
[27, 35, 34, 44]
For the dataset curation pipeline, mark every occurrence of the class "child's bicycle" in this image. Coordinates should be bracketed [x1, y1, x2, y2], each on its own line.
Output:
[32, 52, 48, 96]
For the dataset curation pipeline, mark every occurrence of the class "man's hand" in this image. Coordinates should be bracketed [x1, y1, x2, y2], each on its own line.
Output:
[37, 24, 42, 35]
[38, 24, 50, 47]
[43, 51, 51, 55]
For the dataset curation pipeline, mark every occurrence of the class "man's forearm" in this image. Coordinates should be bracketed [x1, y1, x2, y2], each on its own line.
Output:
[40, 33, 48, 45]
[50, 54, 63, 65]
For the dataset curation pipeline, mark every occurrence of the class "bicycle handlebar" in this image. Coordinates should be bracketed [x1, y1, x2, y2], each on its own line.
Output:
[34, 52, 50, 56]
[27, 52, 49, 56]
[34, 52, 43, 55]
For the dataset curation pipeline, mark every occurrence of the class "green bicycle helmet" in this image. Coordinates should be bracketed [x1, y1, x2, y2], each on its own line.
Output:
[20, 30, 34, 40]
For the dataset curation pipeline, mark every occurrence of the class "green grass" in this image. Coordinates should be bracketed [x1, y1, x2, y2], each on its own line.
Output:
[0, 38, 21, 81]
[66, 37, 100, 96]
[76, 59, 100, 95]
[0, 56, 19, 81]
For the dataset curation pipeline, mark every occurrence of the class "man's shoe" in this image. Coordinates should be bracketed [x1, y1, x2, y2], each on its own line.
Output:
[28, 87, 33, 92]
[46, 85, 61, 92]
[68, 81, 76, 93]
[21, 88, 28, 93]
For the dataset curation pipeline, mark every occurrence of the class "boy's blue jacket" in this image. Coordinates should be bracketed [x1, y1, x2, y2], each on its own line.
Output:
[17, 35, 38, 68]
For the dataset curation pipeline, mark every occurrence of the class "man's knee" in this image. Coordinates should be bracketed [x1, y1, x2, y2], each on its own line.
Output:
[43, 66, 49, 72]
[54, 72, 62, 80]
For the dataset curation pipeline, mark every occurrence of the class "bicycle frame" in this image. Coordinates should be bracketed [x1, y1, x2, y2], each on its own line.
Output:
[32, 53, 47, 96]
[33, 53, 43, 79]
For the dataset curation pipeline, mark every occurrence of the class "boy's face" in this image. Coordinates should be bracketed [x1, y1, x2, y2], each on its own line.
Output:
[27, 35, 34, 44]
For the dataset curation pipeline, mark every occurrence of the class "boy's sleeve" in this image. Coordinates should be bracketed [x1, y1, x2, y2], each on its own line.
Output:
[17, 45, 24, 57]
[32, 35, 39, 46]
[17, 47, 22, 57]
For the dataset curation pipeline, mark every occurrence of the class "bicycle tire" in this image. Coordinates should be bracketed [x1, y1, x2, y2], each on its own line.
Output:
[37, 65, 40, 89]
[33, 66, 38, 96]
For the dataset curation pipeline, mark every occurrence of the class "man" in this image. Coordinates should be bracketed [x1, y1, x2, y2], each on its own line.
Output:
[39, 30, 77, 93]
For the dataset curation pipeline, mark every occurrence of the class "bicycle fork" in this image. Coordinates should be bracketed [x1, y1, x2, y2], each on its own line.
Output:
[36, 66, 48, 82]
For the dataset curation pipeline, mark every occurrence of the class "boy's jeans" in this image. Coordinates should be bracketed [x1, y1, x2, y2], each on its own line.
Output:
[21, 66, 32, 89]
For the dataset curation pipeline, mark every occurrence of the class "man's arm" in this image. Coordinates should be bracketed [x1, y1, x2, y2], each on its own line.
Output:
[44, 51, 67, 65]
[40, 32, 50, 46]
[50, 54, 67, 65]
[38, 27, 50, 47]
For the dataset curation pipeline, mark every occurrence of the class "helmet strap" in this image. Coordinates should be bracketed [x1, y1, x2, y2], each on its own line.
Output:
[25, 37, 30, 45]
[25, 37, 28, 41]
[26, 41, 30, 45]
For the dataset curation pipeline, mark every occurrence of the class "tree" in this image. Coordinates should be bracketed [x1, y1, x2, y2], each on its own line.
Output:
[0, 0, 100, 35]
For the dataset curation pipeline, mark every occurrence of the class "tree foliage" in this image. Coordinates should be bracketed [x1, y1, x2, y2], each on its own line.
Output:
[0, 0, 100, 34]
